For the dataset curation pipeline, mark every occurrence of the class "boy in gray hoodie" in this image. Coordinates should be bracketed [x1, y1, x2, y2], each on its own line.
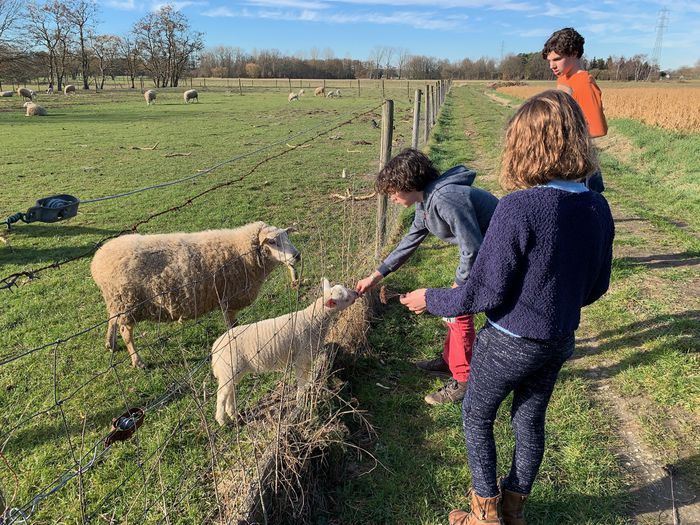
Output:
[356, 149, 498, 404]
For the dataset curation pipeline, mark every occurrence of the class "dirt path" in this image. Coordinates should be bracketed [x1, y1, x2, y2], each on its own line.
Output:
[468, 92, 700, 524]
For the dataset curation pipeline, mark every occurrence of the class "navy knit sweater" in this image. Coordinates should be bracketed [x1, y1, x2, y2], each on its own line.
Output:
[425, 186, 615, 340]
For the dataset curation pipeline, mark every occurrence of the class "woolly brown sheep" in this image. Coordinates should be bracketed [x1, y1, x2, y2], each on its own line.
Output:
[184, 89, 198, 103]
[64, 84, 76, 95]
[90, 222, 301, 369]
[17, 87, 34, 101]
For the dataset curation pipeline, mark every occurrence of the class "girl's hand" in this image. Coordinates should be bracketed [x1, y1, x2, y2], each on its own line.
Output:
[400, 288, 427, 314]
[356, 271, 382, 295]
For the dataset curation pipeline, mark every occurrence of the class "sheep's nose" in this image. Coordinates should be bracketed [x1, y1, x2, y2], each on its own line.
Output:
[293, 252, 301, 263]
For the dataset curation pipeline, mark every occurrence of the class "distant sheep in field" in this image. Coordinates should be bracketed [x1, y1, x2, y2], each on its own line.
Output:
[298, 89, 305, 96]
[288, 91, 299, 102]
[326, 89, 341, 98]
[144, 89, 157, 105]
[0, 91, 12, 97]
[90, 222, 301, 369]
[64, 84, 76, 95]
[184, 89, 198, 103]
[314, 86, 325, 96]
[17, 87, 35, 101]
[212, 278, 358, 425]
[24, 102, 47, 116]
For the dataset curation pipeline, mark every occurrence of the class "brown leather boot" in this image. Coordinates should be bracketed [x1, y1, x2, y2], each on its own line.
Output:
[501, 486, 528, 525]
[448, 490, 503, 525]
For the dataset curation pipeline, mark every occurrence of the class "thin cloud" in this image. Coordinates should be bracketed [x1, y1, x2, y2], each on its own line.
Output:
[245, 0, 331, 9]
[106, 0, 137, 10]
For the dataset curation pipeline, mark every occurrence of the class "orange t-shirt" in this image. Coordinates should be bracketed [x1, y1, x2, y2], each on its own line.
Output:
[558, 70, 608, 138]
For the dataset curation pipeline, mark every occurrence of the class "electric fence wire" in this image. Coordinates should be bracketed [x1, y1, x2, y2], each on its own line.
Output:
[0, 103, 383, 292]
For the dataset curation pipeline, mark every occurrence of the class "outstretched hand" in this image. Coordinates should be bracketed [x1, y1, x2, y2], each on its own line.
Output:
[356, 271, 382, 295]
[400, 288, 427, 314]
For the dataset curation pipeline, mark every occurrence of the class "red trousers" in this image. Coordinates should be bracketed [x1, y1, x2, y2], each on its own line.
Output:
[442, 314, 475, 382]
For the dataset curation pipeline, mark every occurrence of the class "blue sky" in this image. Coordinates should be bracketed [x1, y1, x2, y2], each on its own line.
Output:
[98, 0, 700, 70]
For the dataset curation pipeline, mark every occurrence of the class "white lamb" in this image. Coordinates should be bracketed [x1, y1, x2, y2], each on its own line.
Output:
[212, 278, 358, 425]
[24, 102, 47, 116]
[326, 89, 341, 98]
[297, 89, 305, 97]
[144, 89, 157, 105]
[288, 91, 299, 102]
[17, 87, 34, 101]
[314, 86, 325, 97]
[184, 89, 198, 103]
[64, 84, 76, 95]
[91, 222, 301, 369]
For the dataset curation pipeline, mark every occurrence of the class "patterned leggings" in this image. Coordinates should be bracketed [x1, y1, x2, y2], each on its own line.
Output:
[462, 323, 574, 497]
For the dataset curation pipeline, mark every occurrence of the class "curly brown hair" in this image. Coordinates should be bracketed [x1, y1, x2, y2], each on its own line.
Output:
[500, 90, 598, 191]
[375, 148, 440, 194]
[541, 27, 585, 59]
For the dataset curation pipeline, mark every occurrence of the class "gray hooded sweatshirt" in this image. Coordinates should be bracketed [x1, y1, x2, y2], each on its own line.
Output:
[377, 165, 498, 286]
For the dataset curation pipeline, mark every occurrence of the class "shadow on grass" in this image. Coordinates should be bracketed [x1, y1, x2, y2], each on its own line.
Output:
[617, 250, 700, 270]
[572, 310, 699, 376]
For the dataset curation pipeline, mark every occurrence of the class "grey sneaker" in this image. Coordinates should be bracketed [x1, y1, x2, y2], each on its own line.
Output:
[416, 353, 451, 376]
[424, 379, 467, 405]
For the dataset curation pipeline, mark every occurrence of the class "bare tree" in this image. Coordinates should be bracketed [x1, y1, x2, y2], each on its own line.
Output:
[90, 33, 119, 89]
[64, 0, 97, 89]
[132, 6, 203, 87]
[115, 34, 138, 88]
[0, 0, 21, 44]
[25, 0, 73, 90]
[396, 47, 410, 79]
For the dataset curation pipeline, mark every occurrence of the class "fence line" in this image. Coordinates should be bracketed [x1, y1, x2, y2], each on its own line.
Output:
[0, 103, 383, 291]
[1, 85, 452, 523]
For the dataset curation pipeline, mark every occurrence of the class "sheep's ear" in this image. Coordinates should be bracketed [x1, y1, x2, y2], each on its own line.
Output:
[322, 278, 331, 294]
[283, 226, 297, 234]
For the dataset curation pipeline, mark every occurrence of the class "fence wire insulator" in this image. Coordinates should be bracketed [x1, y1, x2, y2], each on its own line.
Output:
[104, 408, 145, 447]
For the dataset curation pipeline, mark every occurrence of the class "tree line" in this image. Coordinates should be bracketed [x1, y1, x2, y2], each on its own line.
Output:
[1, 0, 697, 90]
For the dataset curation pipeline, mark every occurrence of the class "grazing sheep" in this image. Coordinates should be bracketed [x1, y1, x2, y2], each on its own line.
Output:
[326, 89, 341, 98]
[91, 222, 301, 369]
[297, 89, 305, 97]
[64, 84, 76, 95]
[24, 102, 47, 116]
[17, 87, 34, 101]
[144, 89, 157, 105]
[0, 91, 12, 97]
[212, 278, 358, 425]
[288, 91, 299, 102]
[184, 89, 198, 103]
[314, 86, 325, 97]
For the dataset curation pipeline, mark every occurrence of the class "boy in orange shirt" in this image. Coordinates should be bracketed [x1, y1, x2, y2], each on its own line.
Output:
[543, 27, 607, 192]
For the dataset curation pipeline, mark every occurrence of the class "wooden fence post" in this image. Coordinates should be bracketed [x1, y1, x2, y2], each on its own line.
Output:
[357, 78, 360, 97]
[412, 89, 422, 149]
[288, 78, 292, 91]
[238, 78, 242, 95]
[424, 84, 431, 144]
[375, 99, 394, 260]
[431, 85, 436, 126]
[381, 78, 385, 99]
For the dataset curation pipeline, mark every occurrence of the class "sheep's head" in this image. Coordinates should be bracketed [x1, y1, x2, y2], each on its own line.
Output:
[322, 278, 358, 312]
[258, 225, 301, 281]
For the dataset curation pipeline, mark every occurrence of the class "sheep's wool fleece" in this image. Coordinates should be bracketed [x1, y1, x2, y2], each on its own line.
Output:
[91, 221, 271, 322]
[25, 104, 47, 116]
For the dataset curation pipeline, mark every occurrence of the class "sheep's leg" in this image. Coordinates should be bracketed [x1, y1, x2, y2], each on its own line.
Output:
[105, 317, 118, 352]
[224, 379, 240, 421]
[120, 323, 145, 369]
[294, 360, 313, 402]
[216, 383, 233, 426]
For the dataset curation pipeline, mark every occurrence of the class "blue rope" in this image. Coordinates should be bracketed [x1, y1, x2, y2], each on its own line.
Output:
[2, 212, 27, 229]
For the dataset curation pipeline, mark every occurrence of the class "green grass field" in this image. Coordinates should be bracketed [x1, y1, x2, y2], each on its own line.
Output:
[1, 81, 698, 524]
[0, 84, 416, 523]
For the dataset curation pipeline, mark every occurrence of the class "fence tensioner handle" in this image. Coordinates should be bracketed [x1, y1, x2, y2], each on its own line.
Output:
[3, 194, 80, 229]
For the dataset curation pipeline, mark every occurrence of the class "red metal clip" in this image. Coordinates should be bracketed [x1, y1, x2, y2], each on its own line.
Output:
[104, 408, 144, 447]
